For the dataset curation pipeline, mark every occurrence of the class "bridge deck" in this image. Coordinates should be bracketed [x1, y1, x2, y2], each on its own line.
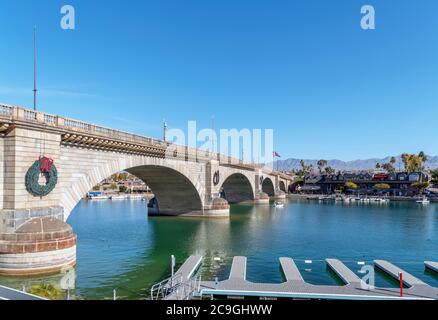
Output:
[326, 259, 362, 286]
[425, 261, 438, 273]
[374, 260, 428, 287]
[0, 285, 45, 300]
[279, 257, 304, 283]
[229, 256, 247, 280]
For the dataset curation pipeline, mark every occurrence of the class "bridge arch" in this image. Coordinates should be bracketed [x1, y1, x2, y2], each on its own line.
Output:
[60, 149, 206, 220]
[220, 173, 255, 204]
[126, 165, 203, 215]
[262, 177, 275, 197]
[279, 181, 286, 193]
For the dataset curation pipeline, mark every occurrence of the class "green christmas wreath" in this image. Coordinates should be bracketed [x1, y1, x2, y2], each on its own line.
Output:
[25, 157, 58, 197]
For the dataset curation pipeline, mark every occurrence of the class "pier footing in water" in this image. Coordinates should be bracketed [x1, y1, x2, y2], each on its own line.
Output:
[0, 207, 76, 276]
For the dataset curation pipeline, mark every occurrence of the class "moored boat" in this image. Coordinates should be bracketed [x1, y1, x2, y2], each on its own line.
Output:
[416, 196, 430, 204]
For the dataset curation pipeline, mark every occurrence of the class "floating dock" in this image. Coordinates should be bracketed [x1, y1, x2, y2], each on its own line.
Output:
[164, 256, 438, 300]
[425, 261, 438, 273]
[0, 285, 45, 300]
[177, 255, 203, 281]
[160, 255, 203, 300]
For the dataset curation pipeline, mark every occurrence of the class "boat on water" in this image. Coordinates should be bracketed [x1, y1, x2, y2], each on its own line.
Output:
[273, 202, 284, 208]
[110, 195, 127, 201]
[88, 195, 109, 201]
[416, 197, 430, 204]
[129, 195, 143, 200]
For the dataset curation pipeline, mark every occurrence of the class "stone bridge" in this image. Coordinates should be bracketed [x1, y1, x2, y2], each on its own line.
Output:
[0, 104, 293, 275]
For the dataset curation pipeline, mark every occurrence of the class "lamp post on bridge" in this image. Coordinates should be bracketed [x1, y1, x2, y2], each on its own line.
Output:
[163, 119, 168, 142]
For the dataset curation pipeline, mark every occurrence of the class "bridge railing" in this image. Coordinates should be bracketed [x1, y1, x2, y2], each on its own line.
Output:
[0, 103, 291, 178]
[0, 104, 13, 117]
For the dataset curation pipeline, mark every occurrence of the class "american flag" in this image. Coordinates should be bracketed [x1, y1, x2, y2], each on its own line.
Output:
[273, 151, 281, 158]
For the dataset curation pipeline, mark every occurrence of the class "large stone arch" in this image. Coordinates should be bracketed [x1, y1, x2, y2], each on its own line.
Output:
[279, 180, 286, 192]
[262, 177, 275, 197]
[59, 146, 206, 220]
[219, 173, 255, 204]
[126, 165, 203, 215]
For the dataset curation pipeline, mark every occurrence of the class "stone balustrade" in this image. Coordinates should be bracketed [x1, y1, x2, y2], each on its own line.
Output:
[0, 103, 290, 178]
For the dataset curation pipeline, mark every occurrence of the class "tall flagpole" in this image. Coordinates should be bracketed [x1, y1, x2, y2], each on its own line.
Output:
[33, 26, 37, 111]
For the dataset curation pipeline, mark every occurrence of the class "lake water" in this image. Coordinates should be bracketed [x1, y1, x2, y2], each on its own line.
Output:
[1, 198, 438, 299]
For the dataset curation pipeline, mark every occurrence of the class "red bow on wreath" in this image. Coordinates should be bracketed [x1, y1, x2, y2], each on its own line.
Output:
[39, 156, 54, 174]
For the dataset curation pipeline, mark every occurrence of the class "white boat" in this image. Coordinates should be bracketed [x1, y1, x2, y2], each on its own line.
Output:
[129, 195, 143, 200]
[416, 197, 430, 204]
[110, 195, 127, 201]
[273, 202, 284, 208]
[89, 195, 109, 201]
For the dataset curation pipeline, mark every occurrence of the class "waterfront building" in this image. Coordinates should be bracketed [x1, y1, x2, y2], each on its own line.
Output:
[301, 171, 429, 196]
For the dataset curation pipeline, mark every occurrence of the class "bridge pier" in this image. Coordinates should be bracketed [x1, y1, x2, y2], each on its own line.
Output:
[0, 127, 76, 276]
[254, 191, 270, 205]
[147, 196, 230, 217]
[0, 206, 76, 276]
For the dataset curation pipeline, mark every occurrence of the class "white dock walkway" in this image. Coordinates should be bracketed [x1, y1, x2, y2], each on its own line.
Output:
[229, 256, 247, 280]
[425, 261, 438, 273]
[279, 257, 304, 283]
[374, 260, 427, 287]
[326, 259, 363, 286]
[177, 255, 203, 280]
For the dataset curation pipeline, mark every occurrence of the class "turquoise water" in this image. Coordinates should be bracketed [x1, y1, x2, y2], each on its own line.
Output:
[1, 199, 438, 299]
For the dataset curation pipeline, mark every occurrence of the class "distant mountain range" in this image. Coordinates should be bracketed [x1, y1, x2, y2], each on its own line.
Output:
[274, 155, 438, 172]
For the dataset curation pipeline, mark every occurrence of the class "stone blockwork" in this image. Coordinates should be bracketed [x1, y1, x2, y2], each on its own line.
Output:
[0, 128, 292, 220]
[0, 206, 64, 234]
[0, 215, 77, 275]
[58, 145, 210, 218]
[2, 128, 62, 211]
[58, 146, 288, 219]
[0, 137, 4, 210]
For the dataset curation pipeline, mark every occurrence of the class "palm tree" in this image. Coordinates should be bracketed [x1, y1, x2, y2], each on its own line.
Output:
[325, 166, 336, 175]
[401, 153, 410, 172]
[419, 151, 428, 170]
[317, 159, 327, 173]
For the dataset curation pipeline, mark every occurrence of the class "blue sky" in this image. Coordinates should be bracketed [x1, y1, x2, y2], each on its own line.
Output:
[0, 0, 437, 160]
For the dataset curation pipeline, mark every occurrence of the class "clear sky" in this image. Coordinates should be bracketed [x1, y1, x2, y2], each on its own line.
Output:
[0, 0, 437, 160]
